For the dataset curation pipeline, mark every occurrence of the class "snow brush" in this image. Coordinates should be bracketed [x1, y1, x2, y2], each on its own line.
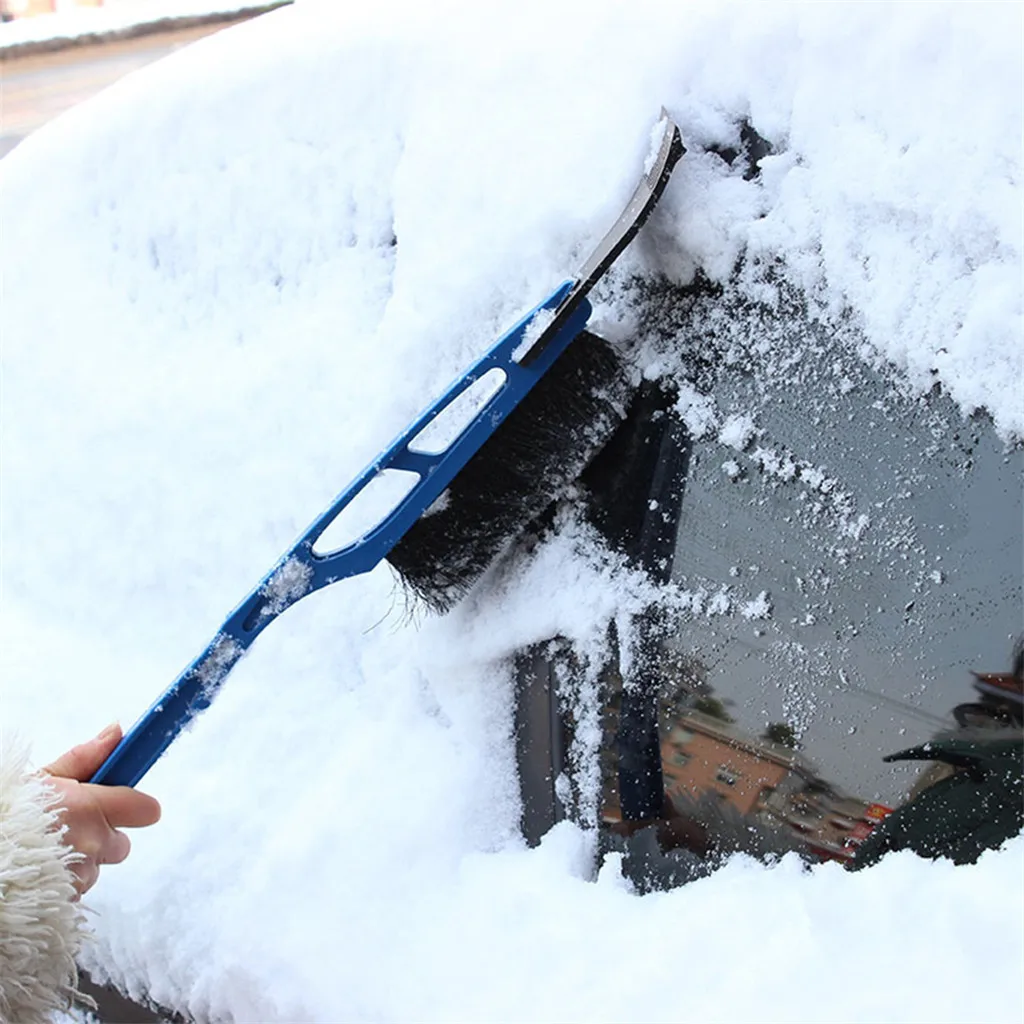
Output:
[91, 113, 685, 788]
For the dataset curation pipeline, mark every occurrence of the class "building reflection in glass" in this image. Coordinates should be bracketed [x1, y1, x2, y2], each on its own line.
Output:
[589, 642, 1023, 877]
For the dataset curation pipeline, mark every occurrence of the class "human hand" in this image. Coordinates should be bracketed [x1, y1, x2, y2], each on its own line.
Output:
[43, 723, 162, 895]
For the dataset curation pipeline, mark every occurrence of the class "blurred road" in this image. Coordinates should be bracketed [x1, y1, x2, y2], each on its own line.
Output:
[0, 20, 241, 157]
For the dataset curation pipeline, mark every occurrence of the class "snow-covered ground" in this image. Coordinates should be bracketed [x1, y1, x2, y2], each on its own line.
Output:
[1, 1, 1021, 1021]
[0, 0, 283, 51]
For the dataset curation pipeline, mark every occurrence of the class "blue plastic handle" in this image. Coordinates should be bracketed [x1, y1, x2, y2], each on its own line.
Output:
[91, 281, 593, 787]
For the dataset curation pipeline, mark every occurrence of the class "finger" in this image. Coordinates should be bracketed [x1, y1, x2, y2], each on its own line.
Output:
[71, 858, 99, 897]
[88, 785, 162, 829]
[43, 779, 111, 860]
[44, 723, 123, 781]
[102, 830, 131, 866]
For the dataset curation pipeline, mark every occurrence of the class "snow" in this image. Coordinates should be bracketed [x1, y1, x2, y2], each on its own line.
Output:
[642, 111, 672, 178]
[674, 383, 720, 438]
[0, 1, 1021, 1021]
[512, 307, 556, 363]
[719, 412, 757, 451]
[741, 591, 774, 622]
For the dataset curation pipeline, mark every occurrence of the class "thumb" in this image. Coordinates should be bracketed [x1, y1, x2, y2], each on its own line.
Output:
[45, 722, 123, 781]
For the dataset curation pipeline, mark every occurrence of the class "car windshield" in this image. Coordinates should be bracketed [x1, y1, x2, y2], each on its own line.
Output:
[515, 273, 1022, 881]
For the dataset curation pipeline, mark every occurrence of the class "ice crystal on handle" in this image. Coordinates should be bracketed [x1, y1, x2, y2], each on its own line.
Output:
[261, 556, 315, 616]
[195, 634, 244, 699]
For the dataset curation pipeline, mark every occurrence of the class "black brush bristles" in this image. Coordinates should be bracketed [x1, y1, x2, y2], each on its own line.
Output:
[387, 330, 632, 611]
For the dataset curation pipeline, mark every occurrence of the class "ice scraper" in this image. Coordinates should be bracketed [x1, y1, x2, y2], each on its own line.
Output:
[91, 112, 685, 787]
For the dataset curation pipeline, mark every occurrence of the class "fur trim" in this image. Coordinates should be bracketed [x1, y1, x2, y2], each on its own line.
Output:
[0, 739, 88, 1024]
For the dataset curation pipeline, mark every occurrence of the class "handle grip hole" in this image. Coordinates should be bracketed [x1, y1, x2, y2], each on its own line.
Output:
[312, 468, 421, 556]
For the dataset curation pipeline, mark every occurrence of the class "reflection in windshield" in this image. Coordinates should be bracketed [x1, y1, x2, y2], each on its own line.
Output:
[514, 276, 1022, 888]
[643, 277, 1021, 805]
[589, 645, 1022, 888]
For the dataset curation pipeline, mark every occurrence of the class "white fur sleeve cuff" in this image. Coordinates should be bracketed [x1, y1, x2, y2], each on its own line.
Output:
[0, 741, 87, 1024]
